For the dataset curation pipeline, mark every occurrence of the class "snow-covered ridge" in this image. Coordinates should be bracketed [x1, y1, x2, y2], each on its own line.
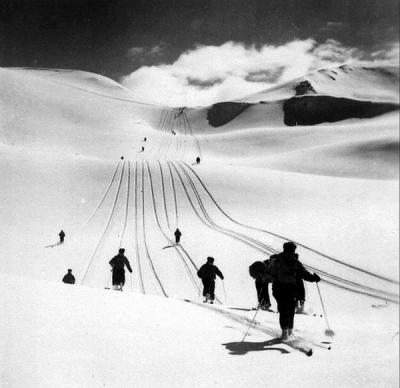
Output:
[239, 65, 400, 104]
[195, 65, 399, 128]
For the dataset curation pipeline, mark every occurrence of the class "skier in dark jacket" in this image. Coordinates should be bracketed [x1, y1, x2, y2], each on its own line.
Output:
[197, 257, 224, 303]
[59, 230, 65, 244]
[109, 248, 133, 291]
[196, 157, 200, 164]
[62, 269, 75, 284]
[174, 228, 182, 244]
[270, 242, 320, 340]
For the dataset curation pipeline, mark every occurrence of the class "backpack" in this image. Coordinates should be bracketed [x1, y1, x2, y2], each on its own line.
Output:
[249, 261, 267, 279]
[249, 255, 278, 281]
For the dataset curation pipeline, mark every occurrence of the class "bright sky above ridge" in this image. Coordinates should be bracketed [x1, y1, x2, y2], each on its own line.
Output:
[1, 0, 399, 106]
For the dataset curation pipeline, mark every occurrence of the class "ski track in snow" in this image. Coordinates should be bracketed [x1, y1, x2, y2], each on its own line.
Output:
[69, 106, 398, 306]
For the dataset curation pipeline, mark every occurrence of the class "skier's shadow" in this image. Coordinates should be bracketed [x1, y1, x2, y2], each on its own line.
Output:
[222, 338, 289, 355]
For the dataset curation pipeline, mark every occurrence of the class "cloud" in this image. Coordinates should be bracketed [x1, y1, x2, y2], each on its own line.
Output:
[121, 39, 399, 107]
[127, 47, 145, 57]
[127, 44, 165, 59]
[371, 42, 399, 62]
[321, 21, 345, 31]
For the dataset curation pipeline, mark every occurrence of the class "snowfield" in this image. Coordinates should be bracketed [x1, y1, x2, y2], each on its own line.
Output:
[0, 66, 399, 387]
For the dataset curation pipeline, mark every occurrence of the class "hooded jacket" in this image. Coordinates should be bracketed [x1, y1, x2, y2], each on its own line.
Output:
[109, 254, 133, 272]
[270, 252, 315, 284]
[197, 263, 224, 280]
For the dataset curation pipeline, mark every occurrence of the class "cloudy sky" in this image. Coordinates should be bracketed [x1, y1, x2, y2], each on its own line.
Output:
[1, 0, 398, 106]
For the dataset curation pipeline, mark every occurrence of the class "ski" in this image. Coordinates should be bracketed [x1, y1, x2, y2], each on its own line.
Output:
[282, 336, 313, 356]
[45, 242, 62, 248]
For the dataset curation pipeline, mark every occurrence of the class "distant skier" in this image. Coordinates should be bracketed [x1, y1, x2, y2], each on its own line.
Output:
[196, 156, 200, 164]
[109, 248, 133, 291]
[174, 228, 182, 244]
[269, 242, 320, 340]
[59, 230, 65, 244]
[62, 269, 75, 284]
[144, 137, 147, 141]
[141, 146, 144, 152]
[197, 257, 224, 304]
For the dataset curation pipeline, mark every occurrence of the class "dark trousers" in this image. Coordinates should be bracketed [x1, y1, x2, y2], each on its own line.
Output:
[175, 236, 180, 243]
[60, 236, 64, 243]
[273, 283, 297, 330]
[112, 269, 126, 286]
[202, 278, 215, 300]
[255, 279, 270, 306]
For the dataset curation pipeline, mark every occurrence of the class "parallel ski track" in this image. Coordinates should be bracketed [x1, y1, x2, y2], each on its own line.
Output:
[178, 162, 399, 303]
[170, 162, 277, 254]
[182, 161, 399, 286]
[166, 162, 179, 229]
[133, 161, 145, 293]
[157, 161, 171, 230]
[140, 161, 168, 297]
[173, 161, 397, 302]
[118, 161, 131, 248]
[79, 160, 121, 231]
[182, 110, 201, 159]
[146, 161, 201, 295]
[80, 161, 126, 284]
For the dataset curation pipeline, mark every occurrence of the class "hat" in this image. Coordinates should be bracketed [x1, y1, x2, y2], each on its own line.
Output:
[119, 248, 125, 254]
[67, 269, 72, 272]
[283, 241, 297, 252]
[207, 256, 214, 263]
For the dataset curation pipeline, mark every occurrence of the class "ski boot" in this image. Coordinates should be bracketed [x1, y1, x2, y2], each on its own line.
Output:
[295, 300, 304, 314]
[260, 302, 271, 311]
[203, 293, 211, 303]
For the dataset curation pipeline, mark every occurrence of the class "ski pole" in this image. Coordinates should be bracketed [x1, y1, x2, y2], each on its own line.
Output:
[130, 272, 133, 292]
[316, 282, 335, 337]
[241, 299, 263, 342]
[222, 279, 227, 305]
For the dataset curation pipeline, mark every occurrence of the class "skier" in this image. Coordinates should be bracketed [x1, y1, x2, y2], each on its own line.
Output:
[144, 137, 147, 142]
[62, 269, 75, 284]
[141, 146, 144, 152]
[196, 156, 200, 164]
[109, 248, 133, 291]
[269, 242, 320, 340]
[249, 260, 274, 310]
[174, 228, 182, 244]
[197, 257, 224, 303]
[59, 230, 65, 244]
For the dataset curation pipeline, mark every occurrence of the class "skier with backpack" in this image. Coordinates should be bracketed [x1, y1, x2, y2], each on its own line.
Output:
[109, 248, 133, 291]
[248, 259, 274, 310]
[269, 242, 320, 340]
[197, 257, 224, 303]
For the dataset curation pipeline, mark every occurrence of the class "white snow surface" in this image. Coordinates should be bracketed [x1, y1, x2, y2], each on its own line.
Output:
[0, 66, 399, 387]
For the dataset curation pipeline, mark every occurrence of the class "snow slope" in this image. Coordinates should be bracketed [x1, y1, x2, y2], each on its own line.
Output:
[0, 66, 399, 387]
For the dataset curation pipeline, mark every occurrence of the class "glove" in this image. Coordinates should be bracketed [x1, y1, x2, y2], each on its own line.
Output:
[313, 273, 321, 282]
